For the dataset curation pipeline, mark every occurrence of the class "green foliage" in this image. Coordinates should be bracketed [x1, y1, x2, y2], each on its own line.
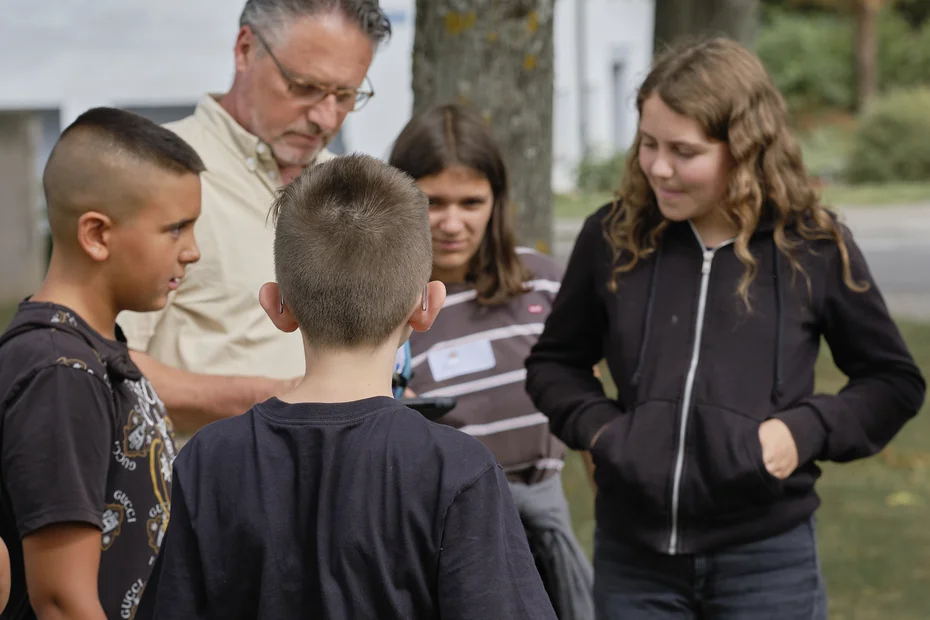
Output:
[757, 8, 930, 115]
[575, 152, 626, 193]
[847, 87, 930, 183]
[877, 11, 930, 89]
[756, 11, 856, 112]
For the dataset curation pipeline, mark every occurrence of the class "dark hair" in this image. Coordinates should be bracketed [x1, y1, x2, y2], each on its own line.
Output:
[270, 153, 432, 349]
[388, 104, 531, 306]
[57, 107, 205, 176]
[42, 107, 205, 236]
[240, 0, 391, 47]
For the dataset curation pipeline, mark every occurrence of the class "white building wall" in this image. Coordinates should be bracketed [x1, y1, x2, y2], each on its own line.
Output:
[2, 0, 653, 192]
[553, 0, 655, 191]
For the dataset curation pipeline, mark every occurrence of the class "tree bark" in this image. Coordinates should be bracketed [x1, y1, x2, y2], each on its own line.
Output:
[412, 0, 555, 253]
[855, 0, 880, 110]
[653, 0, 760, 54]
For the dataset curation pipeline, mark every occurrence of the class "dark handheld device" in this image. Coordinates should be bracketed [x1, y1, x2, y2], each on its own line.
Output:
[399, 396, 457, 421]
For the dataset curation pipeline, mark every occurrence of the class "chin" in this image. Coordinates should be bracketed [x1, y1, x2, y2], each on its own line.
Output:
[657, 202, 695, 223]
[129, 294, 169, 314]
[436, 257, 469, 274]
[276, 143, 323, 168]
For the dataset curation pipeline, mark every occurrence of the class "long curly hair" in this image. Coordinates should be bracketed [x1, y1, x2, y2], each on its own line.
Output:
[606, 37, 866, 305]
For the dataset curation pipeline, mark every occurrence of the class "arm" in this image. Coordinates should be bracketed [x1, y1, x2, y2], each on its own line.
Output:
[136, 474, 208, 620]
[2, 365, 115, 618]
[23, 524, 106, 620]
[0, 537, 10, 612]
[130, 351, 298, 434]
[438, 465, 557, 620]
[525, 213, 621, 450]
[773, 230, 926, 465]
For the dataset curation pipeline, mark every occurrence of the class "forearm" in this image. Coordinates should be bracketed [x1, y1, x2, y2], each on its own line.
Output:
[130, 351, 290, 433]
[526, 360, 619, 450]
[32, 597, 106, 620]
[785, 367, 924, 464]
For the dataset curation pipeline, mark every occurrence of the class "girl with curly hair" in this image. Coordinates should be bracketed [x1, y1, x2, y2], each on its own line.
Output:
[526, 37, 925, 619]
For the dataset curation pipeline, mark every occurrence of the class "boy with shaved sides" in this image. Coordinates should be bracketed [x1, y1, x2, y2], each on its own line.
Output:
[0, 107, 204, 620]
[137, 154, 557, 620]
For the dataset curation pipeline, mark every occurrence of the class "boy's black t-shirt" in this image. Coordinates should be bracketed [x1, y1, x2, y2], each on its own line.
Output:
[0, 301, 177, 620]
[137, 396, 557, 620]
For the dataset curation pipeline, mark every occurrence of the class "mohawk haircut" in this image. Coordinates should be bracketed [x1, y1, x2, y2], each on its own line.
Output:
[42, 107, 205, 239]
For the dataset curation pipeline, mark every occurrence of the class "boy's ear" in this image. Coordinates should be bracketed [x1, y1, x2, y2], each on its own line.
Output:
[76, 211, 114, 262]
[408, 281, 446, 333]
[258, 282, 300, 333]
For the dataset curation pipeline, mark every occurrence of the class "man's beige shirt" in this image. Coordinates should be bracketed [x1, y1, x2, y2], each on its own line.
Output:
[118, 94, 336, 379]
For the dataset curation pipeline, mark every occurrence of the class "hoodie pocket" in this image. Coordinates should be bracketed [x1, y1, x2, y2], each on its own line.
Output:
[590, 400, 678, 513]
[680, 404, 783, 518]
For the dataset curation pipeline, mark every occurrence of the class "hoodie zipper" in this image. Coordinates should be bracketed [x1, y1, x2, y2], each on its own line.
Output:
[667, 226, 734, 555]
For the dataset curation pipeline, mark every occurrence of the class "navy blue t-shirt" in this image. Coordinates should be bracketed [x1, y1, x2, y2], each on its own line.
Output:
[137, 396, 556, 619]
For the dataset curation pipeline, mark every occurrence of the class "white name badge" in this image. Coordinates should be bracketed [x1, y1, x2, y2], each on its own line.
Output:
[427, 340, 497, 382]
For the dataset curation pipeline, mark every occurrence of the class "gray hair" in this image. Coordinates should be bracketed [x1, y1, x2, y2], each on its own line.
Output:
[240, 0, 391, 47]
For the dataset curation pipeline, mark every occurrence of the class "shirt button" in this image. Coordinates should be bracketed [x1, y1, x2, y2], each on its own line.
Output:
[268, 171, 278, 180]
[246, 157, 257, 171]
[257, 143, 267, 155]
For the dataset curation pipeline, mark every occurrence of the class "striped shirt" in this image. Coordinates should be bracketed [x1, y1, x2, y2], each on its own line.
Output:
[408, 248, 566, 484]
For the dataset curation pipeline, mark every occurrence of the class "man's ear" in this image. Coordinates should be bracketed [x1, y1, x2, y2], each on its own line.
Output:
[259, 282, 300, 333]
[76, 211, 113, 262]
[408, 281, 446, 333]
[233, 25, 258, 73]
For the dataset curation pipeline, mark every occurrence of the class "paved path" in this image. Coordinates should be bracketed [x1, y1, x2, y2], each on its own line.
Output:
[553, 204, 930, 321]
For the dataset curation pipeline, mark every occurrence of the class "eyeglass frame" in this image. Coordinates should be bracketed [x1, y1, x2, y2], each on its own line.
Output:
[250, 26, 376, 112]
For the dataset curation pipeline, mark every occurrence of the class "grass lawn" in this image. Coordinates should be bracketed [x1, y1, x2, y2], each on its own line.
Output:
[562, 320, 930, 619]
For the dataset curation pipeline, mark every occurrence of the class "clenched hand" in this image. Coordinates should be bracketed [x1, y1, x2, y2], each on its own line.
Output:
[759, 419, 799, 480]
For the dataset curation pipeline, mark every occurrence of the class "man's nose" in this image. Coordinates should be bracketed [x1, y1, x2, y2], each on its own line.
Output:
[307, 94, 340, 135]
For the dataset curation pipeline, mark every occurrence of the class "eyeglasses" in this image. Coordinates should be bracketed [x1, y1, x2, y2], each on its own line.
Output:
[252, 28, 375, 112]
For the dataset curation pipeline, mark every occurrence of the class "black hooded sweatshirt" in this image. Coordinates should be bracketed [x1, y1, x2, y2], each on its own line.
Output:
[0, 301, 177, 620]
[525, 203, 925, 556]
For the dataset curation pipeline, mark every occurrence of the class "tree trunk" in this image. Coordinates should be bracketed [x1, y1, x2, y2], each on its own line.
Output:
[412, 0, 555, 254]
[855, 0, 880, 110]
[653, 0, 760, 54]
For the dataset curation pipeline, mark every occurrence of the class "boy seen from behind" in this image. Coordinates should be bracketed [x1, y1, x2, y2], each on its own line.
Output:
[0, 108, 203, 619]
[137, 154, 557, 619]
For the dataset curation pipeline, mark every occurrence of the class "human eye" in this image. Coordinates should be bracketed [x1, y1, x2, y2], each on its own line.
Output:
[290, 82, 325, 99]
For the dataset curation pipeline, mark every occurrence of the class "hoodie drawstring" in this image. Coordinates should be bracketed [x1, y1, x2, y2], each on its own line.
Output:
[771, 238, 784, 405]
[630, 245, 663, 402]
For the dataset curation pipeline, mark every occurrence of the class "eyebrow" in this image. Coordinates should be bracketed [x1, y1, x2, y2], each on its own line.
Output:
[425, 192, 491, 201]
[639, 131, 706, 150]
[161, 217, 197, 232]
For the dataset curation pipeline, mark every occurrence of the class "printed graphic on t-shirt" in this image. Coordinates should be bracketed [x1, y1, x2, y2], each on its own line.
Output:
[120, 378, 176, 517]
[0, 303, 180, 620]
[50, 310, 79, 328]
[102, 504, 125, 550]
[120, 578, 145, 620]
[102, 375, 177, 619]
[147, 504, 168, 557]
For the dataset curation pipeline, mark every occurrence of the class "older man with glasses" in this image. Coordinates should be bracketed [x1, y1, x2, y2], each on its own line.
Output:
[118, 0, 391, 433]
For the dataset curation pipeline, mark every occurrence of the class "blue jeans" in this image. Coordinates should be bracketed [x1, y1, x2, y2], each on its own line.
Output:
[593, 519, 828, 619]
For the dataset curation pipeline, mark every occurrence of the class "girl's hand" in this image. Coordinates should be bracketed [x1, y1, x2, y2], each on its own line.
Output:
[758, 419, 799, 480]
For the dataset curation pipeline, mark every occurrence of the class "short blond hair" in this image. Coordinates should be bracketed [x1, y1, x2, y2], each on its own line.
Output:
[271, 153, 432, 348]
